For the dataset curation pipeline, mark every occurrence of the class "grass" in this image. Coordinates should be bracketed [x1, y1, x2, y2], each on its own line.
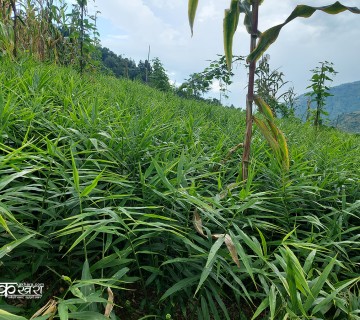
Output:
[0, 57, 359, 319]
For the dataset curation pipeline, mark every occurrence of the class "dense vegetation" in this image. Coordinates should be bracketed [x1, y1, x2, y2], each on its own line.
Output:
[1, 0, 360, 319]
[0, 58, 359, 319]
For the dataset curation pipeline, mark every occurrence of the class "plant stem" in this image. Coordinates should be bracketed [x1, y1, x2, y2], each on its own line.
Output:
[242, 0, 259, 180]
[10, 0, 17, 57]
[80, 1, 85, 74]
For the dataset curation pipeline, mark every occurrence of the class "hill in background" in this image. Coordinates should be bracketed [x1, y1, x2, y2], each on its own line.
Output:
[296, 80, 360, 133]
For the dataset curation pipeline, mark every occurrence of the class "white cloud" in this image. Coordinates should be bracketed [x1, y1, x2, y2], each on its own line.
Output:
[210, 80, 221, 93]
[107, 34, 129, 40]
[198, 2, 221, 22]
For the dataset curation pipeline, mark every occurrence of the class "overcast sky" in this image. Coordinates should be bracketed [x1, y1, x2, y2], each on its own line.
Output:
[86, 0, 360, 108]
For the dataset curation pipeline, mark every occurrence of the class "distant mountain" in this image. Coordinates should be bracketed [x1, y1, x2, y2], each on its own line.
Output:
[296, 81, 360, 133]
[334, 111, 360, 133]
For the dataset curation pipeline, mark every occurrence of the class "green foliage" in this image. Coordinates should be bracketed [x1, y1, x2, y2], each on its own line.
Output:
[306, 61, 337, 126]
[178, 72, 211, 98]
[179, 54, 243, 102]
[100, 46, 156, 84]
[253, 95, 289, 170]
[0, 58, 359, 319]
[149, 57, 172, 92]
[136, 59, 152, 83]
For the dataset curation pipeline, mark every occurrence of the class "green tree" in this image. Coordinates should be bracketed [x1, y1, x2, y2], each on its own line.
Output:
[178, 54, 243, 101]
[306, 61, 337, 127]
[137, 59, 152, 82]
[69, 0, 99, 73]
[202, 54, 243, 102]
[178, 72, 211, 99]
[149, 57, 172, 92]
[100, 47, 138, 79]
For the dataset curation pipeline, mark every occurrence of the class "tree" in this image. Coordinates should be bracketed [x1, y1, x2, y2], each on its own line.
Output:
[149, 57, 172, 92]
[137, 60, 152, 82]
[202, 54, 243, 102]
[306, 61, 337, 127]
[189, 0, 360, 180]
[101, 47, 137, 79]
[178, 72, 211, 99]
[178, 54, 243, 101]
[69, 0, 99, 73]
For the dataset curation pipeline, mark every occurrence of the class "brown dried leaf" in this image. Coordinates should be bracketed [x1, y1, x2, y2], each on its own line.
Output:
[212, 233, 225, 239]
[213, 234, 240, 268]
[30, 299, 57, 319]
[224, 234, 240, 268]
[104, 287, 114, 318]
[194, 211, 240, 268]
[193, 209, 206, 237]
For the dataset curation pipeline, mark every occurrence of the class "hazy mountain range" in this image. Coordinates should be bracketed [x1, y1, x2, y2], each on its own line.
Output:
[296, 80, 360, 133]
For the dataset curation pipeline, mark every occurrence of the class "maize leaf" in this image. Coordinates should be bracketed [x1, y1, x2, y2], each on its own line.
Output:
[188, 0, 199, 36]
[253, 116, 281, 158]
[248, 2, 360, 62]
[223, 0, 240, 70]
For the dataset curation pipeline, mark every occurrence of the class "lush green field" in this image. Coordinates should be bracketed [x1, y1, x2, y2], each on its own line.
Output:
[0, 59, 359, 319]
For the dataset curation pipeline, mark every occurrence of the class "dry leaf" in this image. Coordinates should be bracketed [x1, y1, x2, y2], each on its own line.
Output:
[193, 209, 205, 237]
[104, 287, 114, 318]
[193, 211, 240, 268]
[222, 142, 244, 164]
[224, 234, 241, 268]
[30, 299, 57, 319]
[213, 234, 240, 268]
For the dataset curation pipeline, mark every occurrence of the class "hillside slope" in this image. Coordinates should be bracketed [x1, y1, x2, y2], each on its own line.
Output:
[334, 110, 360, 133]
[1, 59, 359, 319]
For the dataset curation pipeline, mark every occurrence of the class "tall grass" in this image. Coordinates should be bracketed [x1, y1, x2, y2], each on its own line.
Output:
[0, 58, 359, 319]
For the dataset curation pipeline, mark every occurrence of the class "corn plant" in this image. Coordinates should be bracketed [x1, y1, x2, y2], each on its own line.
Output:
[0, 0, 99, 69]
[188, 0, 360, 180]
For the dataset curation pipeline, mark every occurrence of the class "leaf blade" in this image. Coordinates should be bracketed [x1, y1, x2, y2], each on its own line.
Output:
[188, 0, 199, 36]
[223, 0, 240, 70]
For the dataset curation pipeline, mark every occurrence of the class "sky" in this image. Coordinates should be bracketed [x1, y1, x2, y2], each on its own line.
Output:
[84, 0, 360, 108]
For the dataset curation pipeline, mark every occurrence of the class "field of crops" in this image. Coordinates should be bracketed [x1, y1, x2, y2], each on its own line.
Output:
[0, 58, 359, 319]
